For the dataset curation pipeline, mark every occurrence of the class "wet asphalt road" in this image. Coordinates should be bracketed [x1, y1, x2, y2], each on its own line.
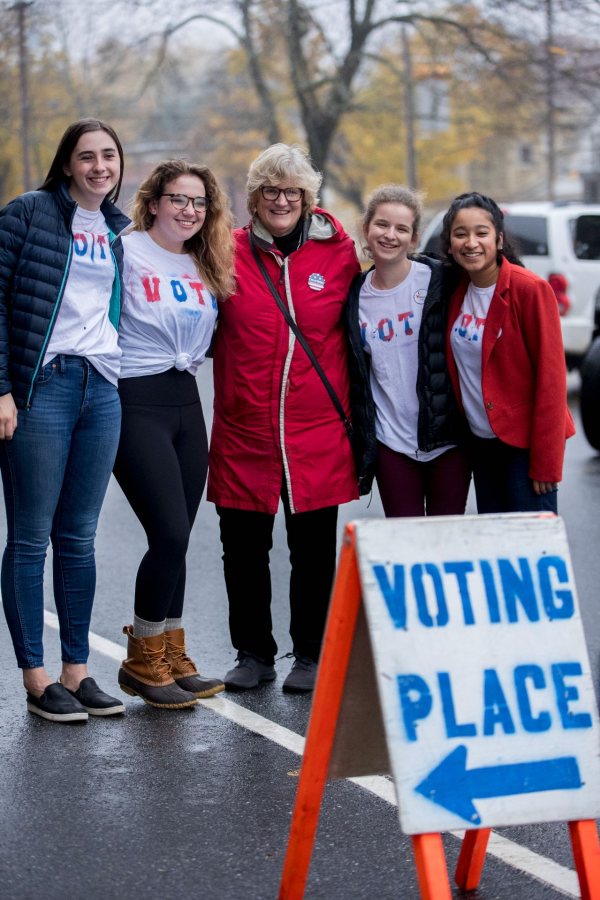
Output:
[0, 365, 598, 900]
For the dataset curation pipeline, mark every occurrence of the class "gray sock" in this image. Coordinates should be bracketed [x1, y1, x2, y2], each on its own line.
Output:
[165, 618, 183, 632]
[133, 615, 166, 639]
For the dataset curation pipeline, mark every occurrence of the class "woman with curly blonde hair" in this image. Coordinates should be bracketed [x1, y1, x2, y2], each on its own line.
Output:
[208, 143, 360, 694]
[129, 159, 234, 299]
[115, 159, 234, 710]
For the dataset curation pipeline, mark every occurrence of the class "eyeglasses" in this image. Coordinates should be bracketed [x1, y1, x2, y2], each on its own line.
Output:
[260, 186, 304, 202]
[162, 193, 208, 212]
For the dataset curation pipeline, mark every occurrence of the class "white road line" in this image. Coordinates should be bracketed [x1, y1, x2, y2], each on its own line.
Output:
[45, 611, 580, 898]
[200, 694, 306, 755]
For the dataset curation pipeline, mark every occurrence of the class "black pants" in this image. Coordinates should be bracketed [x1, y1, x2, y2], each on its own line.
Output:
[113, 369, 208, 622]
[216, 494, 339, 664]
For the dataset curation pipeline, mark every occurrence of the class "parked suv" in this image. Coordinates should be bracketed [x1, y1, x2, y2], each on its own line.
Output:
[420, 202, 600, 449]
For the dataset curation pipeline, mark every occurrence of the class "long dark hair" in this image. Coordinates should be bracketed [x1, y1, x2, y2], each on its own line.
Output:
[38, 118, 124, 202]
[440, 192, 523, 273]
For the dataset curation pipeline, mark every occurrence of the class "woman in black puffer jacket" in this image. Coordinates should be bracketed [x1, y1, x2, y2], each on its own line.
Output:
[0, 118, 130, 723]
[346, 184, 471, 516]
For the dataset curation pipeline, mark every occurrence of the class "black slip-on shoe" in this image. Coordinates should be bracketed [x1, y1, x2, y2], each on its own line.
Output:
[223, 653, 276, 691]
[282, 655, 318, 693]
[26, 683, 88, 723]
[64, 677, 125, 716]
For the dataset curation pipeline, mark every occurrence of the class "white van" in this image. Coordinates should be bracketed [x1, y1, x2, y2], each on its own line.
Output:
[420, 201, 600, 371]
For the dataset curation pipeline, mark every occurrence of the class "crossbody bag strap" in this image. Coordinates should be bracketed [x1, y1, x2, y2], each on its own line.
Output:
[248, 230, 353, 440]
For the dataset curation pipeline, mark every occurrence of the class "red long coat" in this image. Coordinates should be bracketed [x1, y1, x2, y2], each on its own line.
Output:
[446, 257, 575, 483]
[208, 210, 361, 514]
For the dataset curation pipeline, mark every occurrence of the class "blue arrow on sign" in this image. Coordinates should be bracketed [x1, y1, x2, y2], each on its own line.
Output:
[415, 745, 583, 824]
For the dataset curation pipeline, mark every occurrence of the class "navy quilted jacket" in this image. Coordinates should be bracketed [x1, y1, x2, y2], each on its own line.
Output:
[0, 183, 130, 408]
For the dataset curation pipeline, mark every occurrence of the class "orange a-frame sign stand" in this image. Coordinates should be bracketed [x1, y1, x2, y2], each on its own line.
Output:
[278, 524, 600, 900]
[454, 823, 600, 899]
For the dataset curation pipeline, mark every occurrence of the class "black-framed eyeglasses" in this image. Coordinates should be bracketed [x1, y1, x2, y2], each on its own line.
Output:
[162, 193, 208, 212]
[260, 186, 304, 202]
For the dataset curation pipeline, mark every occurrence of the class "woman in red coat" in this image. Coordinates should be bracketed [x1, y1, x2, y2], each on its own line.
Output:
[441, 191, 575, 514]
[208, 144, 360, 693]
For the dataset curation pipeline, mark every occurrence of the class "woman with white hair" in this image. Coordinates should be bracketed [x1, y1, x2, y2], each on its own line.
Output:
[208, 143, 360, 693]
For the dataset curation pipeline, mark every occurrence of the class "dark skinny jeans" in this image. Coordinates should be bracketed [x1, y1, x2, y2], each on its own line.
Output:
[376, 441, 472, 517]
[468, 434, 558, 514]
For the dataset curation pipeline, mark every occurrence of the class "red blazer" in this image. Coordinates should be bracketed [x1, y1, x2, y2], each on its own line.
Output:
[446, 258, 575, 483]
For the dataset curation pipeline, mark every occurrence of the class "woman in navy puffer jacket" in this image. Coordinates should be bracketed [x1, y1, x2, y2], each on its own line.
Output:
[0, 118, 130, 723]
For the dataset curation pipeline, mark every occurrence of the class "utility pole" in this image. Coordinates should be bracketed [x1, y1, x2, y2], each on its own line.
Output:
[544, 0, 557, 200]
[402, 26, 418, 190]
[13, 1, 34, 192]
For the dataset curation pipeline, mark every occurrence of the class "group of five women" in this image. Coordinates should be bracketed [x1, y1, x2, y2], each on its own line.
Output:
[0, 118, 573, 722]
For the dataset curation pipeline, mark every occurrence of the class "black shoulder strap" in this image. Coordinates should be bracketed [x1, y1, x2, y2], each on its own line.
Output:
[248, 230, 353, 440]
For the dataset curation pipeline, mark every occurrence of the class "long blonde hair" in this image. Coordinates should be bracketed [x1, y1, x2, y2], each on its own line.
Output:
[130, 159, 235, 298]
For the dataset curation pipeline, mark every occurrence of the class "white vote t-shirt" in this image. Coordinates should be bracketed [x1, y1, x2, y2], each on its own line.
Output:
[119, 230, 218, 379]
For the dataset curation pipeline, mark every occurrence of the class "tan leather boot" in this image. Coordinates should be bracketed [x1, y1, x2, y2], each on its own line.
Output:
[118, 626, 198, 709]
[164, 627, 224, 698]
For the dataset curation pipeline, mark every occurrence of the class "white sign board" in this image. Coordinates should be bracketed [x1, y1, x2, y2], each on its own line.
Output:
[354, 513, 600, 835]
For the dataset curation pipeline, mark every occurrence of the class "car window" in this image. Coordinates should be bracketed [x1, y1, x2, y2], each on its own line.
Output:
[504, 215, 548, 256]
[421, 212, 551, 258]
[572, 215, 600, 260]
[423, 221, 443, 256]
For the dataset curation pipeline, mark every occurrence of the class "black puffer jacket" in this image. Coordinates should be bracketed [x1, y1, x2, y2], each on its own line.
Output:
[346, 254, 465, 490]
[0, 183, 130, 408]
[345, 291, 378, 496]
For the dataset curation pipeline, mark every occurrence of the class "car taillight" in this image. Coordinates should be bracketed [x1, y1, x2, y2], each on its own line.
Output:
[548, 272, 570, 316]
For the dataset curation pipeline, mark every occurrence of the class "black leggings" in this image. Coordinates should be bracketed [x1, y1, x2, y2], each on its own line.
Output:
[113, 369, 208, 622]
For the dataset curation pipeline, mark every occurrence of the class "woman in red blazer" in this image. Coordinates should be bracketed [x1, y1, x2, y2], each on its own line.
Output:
[441, 192, 575, 513]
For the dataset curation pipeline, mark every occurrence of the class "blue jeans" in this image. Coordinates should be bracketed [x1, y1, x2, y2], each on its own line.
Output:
[469, 434, 558, 514]
[0, 356, 121, 669]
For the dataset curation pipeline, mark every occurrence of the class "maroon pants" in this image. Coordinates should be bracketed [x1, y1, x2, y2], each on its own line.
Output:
[376, 441, 471, 517]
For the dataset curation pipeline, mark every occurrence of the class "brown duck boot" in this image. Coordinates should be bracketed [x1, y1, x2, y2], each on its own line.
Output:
[164, 627, 225, 698]
[118, 626, 198, 709]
